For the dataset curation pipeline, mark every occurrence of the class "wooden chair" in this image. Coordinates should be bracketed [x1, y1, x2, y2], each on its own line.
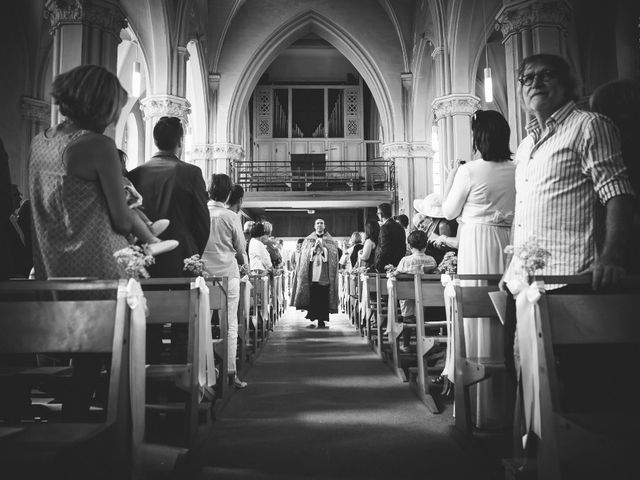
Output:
[207, 277, 228, 400]
[386, 273, 416, 382]
[0, 280, 132, 480]
[236, 279, 250, 371]
[452, 274, 507, 435]
[413, 273, 449, 413]
[140, 278, 208, 449]
[532, 275, 640, 480]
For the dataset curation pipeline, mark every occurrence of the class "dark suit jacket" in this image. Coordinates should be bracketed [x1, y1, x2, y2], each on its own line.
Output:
[128, 154, 210, 277]
[374, 218, 406, 272]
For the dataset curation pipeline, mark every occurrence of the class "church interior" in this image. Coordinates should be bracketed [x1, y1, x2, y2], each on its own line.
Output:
[1, 1, 639, 479]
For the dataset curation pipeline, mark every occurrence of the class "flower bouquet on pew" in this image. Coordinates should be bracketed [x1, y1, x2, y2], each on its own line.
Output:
[384, 264, 397, 279]
[183, 254, 211, 278]
[504, 237, 551, 282]
[437, 251, 458, 275]
[114, 244, 155, 279]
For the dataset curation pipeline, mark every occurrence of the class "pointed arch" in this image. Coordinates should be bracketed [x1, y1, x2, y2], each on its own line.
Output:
[226, 10, 395, 145]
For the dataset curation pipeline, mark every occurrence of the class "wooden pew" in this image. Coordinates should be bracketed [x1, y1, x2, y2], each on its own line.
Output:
[361, 273, 390, 358]
[348, 272, 360, 329]
[386, 273, 416, 382]
[532, 275, 640, 480]
[412, 273, 449, 413]
[452, 274, 506, 435]
[207, 277, 228, 400]
[236, 279, 250, 371]
[140, 278, 210, 448]
[0, 280, 132, 480]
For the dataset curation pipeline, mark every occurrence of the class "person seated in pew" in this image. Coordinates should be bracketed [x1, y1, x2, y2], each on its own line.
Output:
[394, 230, 437, 353]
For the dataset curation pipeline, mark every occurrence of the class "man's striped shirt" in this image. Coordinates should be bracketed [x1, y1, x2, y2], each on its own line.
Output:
[511, 101, 634, 276]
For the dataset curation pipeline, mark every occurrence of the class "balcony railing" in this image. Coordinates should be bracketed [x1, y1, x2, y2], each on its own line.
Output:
[231, 159, 394, 193]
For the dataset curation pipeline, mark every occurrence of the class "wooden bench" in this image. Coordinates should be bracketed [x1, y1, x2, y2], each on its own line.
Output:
[412, 273, 449, 413]
[452, 274, 507, 435]
[348, 272, 361, 328]
[0, 279, 132, 480]
[532, 275, 640, 480]
[361, 273, 389, 358]
[386, 273, 416, 382]
[140, 278, 210, 448]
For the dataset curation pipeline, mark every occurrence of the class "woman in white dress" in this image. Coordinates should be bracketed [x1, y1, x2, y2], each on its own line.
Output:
[442, 109, 516, 429]
[248, 222, 272, 273]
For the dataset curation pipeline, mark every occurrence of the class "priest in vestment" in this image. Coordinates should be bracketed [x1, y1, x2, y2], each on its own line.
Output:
[291, 218, 339, 328]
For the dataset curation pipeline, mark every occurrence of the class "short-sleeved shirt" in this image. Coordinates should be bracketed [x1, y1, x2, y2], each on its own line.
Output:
[396, 252, 437, 275]
[202, 201, 246, 279]
[511, 101, 634, 276]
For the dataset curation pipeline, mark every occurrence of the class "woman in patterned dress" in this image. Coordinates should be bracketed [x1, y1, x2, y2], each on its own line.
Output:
[28, 65, 133, 420]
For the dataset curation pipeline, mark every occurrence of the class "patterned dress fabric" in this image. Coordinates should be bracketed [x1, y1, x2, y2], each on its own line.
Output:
[29, 130, 128, 280]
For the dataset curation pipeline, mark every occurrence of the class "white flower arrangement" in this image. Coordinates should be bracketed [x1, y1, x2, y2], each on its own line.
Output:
[504, 237, 551, 278]
[114, 245, 155, 279]
[183, 254, 209, 277]
[437, 251, 458, 274]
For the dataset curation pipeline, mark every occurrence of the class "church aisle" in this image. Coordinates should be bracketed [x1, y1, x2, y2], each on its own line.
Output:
[195, 308, 501, 480]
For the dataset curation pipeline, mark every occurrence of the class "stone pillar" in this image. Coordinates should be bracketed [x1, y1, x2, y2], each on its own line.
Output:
[207, 73, 221, 142]
[139, 95, 191, 162]
[401, 72, 413, 142]
[381, 142, 435, 216]
[44, 0, 127, 126]
[20, 97, 51, 194]
[189, 143, 244, 183]
[496, 0, 572, 144]
[431, 93, 481, 191]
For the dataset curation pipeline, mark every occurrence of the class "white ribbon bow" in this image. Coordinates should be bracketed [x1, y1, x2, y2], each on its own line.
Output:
[509, 277, 544, 447]
[192, 276, 216, 400]
[440, 274, 457, 383]
[122, 279, 147, 446]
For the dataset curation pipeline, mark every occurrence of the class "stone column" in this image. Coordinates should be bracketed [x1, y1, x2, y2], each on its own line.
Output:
[431, 93, 481, 192]
[381, 142, 435, 216]
[139, 95, 191, 162]
[44, 0, 127, 126]
[207, 73, 221, 143]
[496, 0, 572, 144]
[20, 97, 51, 194]
[189, 143, 244, 183]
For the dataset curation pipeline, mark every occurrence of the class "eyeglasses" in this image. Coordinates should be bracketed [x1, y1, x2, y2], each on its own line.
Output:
[518, 69, 556, 87]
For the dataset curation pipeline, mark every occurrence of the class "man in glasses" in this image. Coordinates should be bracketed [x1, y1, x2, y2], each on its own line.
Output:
[507, 53, 633, 291]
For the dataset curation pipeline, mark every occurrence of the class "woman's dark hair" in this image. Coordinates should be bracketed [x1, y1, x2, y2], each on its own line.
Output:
[228, 184, 244, 205]
[250, 222, 265, 238]
[208, 173, 232, 202]
[117, 149, 128, 175]
[471, 110, 512, 162]
[396, 214, 409, 228]
[51, 64, 127, 133]
[517, 54, 579, 101]
[407, 230, 428, 250]
[364, 219, 380, 241]
[153, 116, 184, 151]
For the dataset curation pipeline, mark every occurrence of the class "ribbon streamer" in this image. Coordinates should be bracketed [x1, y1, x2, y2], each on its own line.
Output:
[510, 278, 544, 447]
[122, 279, 147, 446]
[192, 277, 216, 401]
[440, 274, 457, 381]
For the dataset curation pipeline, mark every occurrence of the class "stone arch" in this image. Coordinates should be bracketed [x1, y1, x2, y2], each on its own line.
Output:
[226, 10, 395, 145]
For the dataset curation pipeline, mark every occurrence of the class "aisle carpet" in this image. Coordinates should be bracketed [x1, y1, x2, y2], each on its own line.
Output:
[194, 308, 502, 480]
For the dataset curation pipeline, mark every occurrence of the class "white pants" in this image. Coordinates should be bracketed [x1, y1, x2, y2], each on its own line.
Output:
[226, 277, 241, 373]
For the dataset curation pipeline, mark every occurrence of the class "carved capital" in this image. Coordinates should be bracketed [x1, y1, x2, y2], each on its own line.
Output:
[431, 46, 445, 59]
[431, 94, 481, 121]
[43, 0, 128, 40]
[176, 45, 190, 61]
[191, 143, 244, 162]
[409, 142, 435, 159]
[382, 142, 410, 160]
[381, 142, 435, 160]
[140, 95, 191, 125]
[496, 0, 571, 41]
[20, 96, 51, 124]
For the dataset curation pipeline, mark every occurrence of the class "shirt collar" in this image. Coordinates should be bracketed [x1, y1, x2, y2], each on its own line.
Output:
[525, 100, 576, 137]
[211, 201, 226, 208]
